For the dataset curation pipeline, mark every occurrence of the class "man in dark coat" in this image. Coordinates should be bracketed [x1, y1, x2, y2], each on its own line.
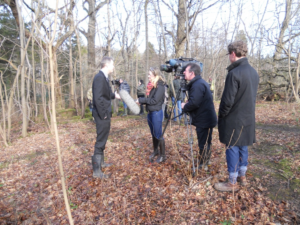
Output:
[92, 56, 119, 179]
[181, 63, 217, 170]
[214, 41, 259, 192]
[119, 78, 130, 116]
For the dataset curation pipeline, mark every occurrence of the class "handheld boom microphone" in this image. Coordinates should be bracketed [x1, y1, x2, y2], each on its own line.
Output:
[119, 90, 140, 115]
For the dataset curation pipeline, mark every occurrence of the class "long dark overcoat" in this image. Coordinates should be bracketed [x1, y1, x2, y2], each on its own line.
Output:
[218, 58, 259, 146]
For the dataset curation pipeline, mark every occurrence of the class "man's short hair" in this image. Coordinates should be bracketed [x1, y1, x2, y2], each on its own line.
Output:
[100, 56, 114, 69]
[186, 63, 201, 76]
[228, 41, 248, 57]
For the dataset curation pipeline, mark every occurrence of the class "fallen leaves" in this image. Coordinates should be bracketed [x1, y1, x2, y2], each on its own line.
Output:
[0, 103, 299, 223]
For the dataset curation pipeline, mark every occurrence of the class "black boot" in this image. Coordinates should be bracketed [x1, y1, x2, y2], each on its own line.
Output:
[149, 136, 159, 162]
[92, 155, 109, 179]
[101, 152, 113, 168]
[155, 138, 166, 163]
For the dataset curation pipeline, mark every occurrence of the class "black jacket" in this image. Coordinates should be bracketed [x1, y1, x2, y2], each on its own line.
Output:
[119, 81, 130, 93]
[92, 71, 115, 120]
[218, 58, 259, 146]
[183, 76, 217, 128]
[138, 80, 165, 112]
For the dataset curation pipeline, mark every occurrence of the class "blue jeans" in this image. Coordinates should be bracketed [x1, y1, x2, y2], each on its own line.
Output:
[147, 109, 163, 139]
[171, 97, 182, 121]
[122, 101, 127, 109]
[226, 146, 248, 184]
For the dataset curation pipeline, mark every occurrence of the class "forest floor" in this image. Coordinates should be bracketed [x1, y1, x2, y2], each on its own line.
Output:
[0, 101, 300, 224]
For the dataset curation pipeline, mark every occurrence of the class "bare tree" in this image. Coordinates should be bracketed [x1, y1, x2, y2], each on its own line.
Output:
[144, 0, 149, 82]
[16, 0, 28, 137]
[162, 0, 221, 57]
[80, 0, 108, 83]
[48, 1, 74, 223]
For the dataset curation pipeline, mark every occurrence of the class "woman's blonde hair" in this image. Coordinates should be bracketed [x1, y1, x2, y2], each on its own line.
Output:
[149, 67, 165, 88]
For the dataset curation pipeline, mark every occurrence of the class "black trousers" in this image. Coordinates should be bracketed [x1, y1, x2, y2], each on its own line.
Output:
[93, 110, 111, 155]
[137, 94, 145, 114]
[196, 127, 213, 164]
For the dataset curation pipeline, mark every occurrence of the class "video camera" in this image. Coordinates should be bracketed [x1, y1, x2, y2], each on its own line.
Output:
[160, 57, 203, 76]
[111, 79, 120, 86]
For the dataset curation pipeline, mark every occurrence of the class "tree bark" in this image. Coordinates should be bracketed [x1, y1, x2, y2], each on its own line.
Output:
[16, 0, 28, 137]
[32, 37, 38, 117]
[0, 72, 8, 146]
[69, 36, 75, 108]
[176, 0, 187, 57]
[80, 0, 107, 84]
[144, 0, 149, 84]
[75, 30, 85, 118]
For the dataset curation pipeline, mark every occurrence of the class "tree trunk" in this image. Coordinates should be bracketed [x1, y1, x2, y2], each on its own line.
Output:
[75, 31, 85, 118]
[7, 67, 20, 142]
[144, 0, 149, 84]
[16, 0, 27, 137]
[69, 36, 75, 108]
[52, 48, 63, 109]
[273, 0, 292, 61]
[80, 0, 107, 86]
[296, 53, 300, 99]
[48, 1, 74, 223]
[32, 38, 38, 117]
[0, 72, 8, 146]
[39, 38, 50, 128]
[175, 0, 187, 57]
[107, 0, 118, 113]
[156, 0, 167, 60]
[184, 0, 190, 58]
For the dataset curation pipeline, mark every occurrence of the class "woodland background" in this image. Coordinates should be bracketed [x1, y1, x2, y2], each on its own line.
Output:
[0, 0, 300, 224]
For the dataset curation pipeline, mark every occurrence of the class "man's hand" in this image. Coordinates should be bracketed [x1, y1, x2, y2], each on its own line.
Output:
[181, 101, 187, 109]
[136, 99, 140, 105]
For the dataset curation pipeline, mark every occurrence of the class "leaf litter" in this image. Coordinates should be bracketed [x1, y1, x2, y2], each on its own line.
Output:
[0, 101, 299, 224]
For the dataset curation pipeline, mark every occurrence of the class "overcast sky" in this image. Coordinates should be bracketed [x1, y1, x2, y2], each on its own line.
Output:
[21, 0, 292, 57]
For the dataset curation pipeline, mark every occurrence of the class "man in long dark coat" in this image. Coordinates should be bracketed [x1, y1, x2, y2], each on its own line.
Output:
[92, 56, 119, 179]
[214, 41, 259, 192]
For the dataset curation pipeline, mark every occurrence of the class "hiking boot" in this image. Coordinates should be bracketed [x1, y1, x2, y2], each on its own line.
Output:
[237, 176, 247, 186]
[214, 181, 240, 192]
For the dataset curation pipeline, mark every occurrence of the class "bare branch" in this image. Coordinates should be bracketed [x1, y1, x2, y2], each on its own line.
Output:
[161, 0, 177, 16]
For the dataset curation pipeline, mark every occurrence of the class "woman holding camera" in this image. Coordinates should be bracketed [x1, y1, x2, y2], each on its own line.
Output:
[138, 67, 166, 163]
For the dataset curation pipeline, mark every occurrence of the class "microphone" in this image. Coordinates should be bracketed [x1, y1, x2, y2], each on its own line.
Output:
[119, 90, 140, 115]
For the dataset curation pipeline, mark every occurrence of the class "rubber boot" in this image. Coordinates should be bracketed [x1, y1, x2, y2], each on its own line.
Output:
[155, 138, 166, 163]
[149, 136, 159, 162]
[122, 108, 127, 116]
[92, 155, 109, 179]
[101, 152, 112, 168]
